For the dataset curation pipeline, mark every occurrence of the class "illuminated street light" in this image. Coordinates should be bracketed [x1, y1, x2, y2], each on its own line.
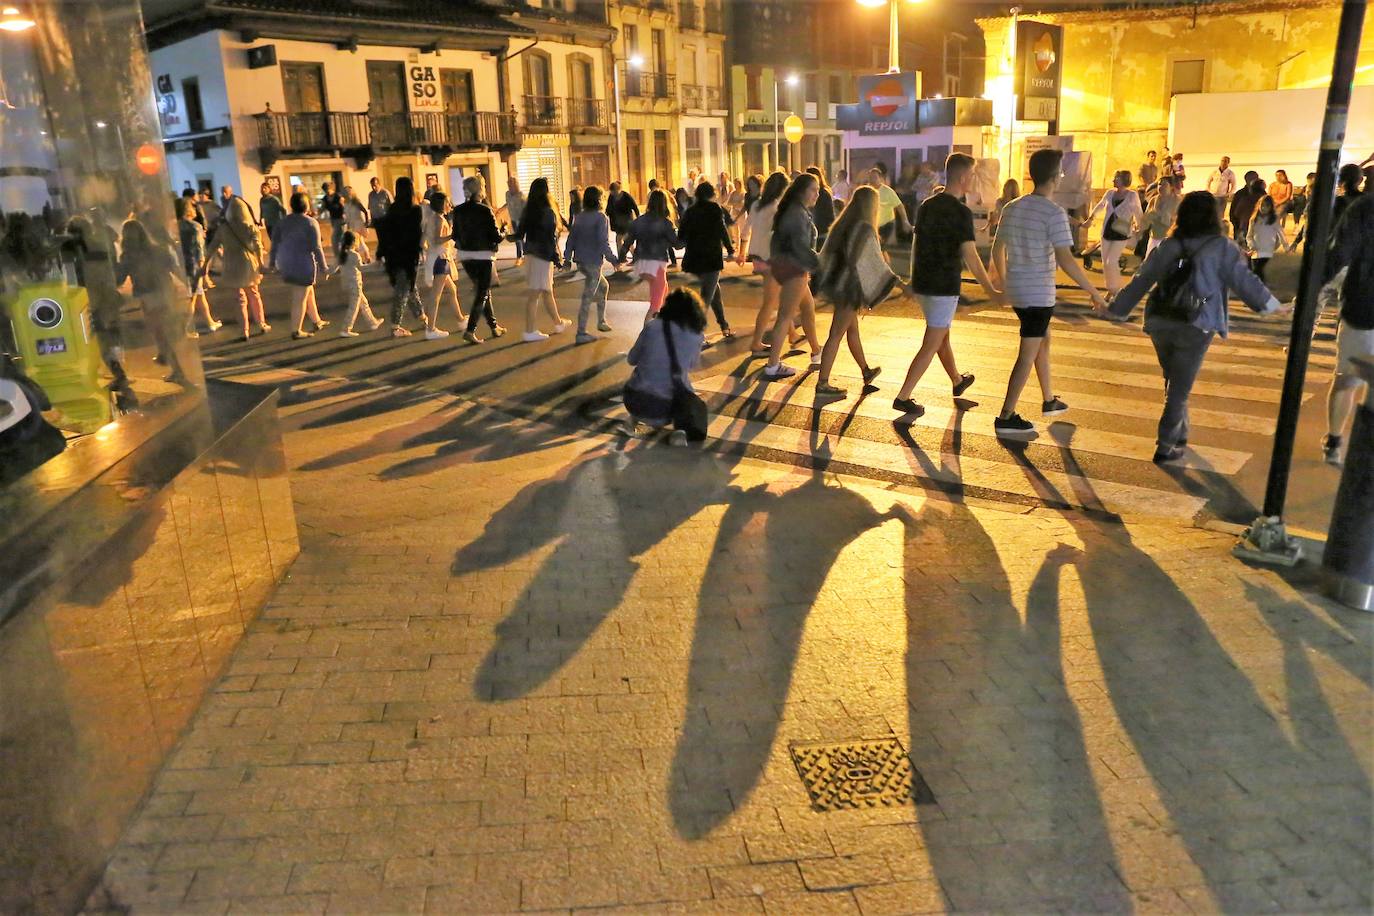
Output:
[857, 0, 924, 74]
[0, 6, 35, 31]
[774, 72, 799, 171]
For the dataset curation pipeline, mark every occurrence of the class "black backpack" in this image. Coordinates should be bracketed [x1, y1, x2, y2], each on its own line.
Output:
[1146, 237, 1221, 323]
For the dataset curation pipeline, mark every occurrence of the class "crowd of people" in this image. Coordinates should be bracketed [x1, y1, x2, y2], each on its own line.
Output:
[169, 144, 1371, 465]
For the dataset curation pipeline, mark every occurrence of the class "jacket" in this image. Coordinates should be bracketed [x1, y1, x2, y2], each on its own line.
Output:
[626, 214, 677, 263]
[1090, 188, 1143, 240]
[420, 207, 455, 285]
[626, 318, 704, 419]
[515, 206, 560, 263]
[1329, 193, 1373, 330]
[769, 203, 820, 271]
[368, 188, 392, 220]
[676, 201, 732, 274]
[204, 198, 262, 288]
[376, 202, 424, 269]
[607, 191, 640, 232]
[1110, 234, 1280, 337]
[563, 210, 618, 270]
[452, 199, 502, 254]
[1229, 181, 1264, 229]
[260, 194, 286, 232]
[177, 218, 205, 277]
[1247, 219, 1286, 259]
[270, 213, 327, 285]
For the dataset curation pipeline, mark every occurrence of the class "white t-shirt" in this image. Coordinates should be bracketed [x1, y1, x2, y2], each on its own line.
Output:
[994, 193, 1074, 310]
[744, 201, 778, 260]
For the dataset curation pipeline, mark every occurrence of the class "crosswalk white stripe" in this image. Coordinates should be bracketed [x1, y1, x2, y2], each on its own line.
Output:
[688, 372, 1254, 475]
[599, 401, 1208, 519]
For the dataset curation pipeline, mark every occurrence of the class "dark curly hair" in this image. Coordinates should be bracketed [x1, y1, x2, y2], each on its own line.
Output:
[1171, 191, 1223, 239]
[657, 286, 706, 333]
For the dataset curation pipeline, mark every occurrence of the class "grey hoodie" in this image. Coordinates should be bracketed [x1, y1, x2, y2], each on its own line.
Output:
[1110, 235, 1280, 337]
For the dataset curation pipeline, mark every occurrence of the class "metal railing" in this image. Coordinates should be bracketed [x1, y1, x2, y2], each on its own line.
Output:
[521, 94, 564, 131]
[448, 110, 517, 146]
[254, 109, 517, 156]
[624, 71, 676, 100]
[566, 98, 608, 131]
[680, 84, 724, 111]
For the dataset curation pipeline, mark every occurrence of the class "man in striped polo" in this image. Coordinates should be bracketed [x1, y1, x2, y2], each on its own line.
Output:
[989, 148, 1108, 439]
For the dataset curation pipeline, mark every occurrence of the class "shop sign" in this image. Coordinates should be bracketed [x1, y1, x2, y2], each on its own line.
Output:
[523, 133, 570, 148]
[407, 57, 443, 113]
[838, 72, 918, 136]
[1015, 20, 1063, 121]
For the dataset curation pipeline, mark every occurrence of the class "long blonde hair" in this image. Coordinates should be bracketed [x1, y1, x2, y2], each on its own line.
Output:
[821, 185, 879, 258]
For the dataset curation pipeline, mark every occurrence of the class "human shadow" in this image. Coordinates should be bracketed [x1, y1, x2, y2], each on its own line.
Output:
[668, 470, 898, 838]
[1012, 425, 1367, 909]
[891, 413, 1131, 910]
[461, 444, 741, 702]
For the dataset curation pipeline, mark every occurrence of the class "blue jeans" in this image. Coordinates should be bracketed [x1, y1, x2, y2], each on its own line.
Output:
[577, 263, 608, 334]
[1148, 321, 1214, 449]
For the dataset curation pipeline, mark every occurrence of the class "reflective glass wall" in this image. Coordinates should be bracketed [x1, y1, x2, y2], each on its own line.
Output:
[0, 0, 204, 482]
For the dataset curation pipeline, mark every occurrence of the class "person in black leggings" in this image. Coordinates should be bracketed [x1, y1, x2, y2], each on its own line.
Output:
[676, 181, 735, 341]
[374, 176, 424, 336]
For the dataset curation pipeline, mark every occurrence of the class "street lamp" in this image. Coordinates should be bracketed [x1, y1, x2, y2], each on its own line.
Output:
[613, 54, 644, 185]
[857, 0, 925, 75]
[0, 6, 35, 31]
[774, 72, 798, 172]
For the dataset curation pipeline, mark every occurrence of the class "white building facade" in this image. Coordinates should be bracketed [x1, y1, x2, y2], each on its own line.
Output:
[148, 0, 615, 214]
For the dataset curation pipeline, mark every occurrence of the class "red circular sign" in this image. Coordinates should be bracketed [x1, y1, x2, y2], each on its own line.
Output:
[866, 78, 906, 118]
[134, 142, 162, 176]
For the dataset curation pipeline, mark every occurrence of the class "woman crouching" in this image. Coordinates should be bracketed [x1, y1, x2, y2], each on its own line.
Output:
[623, 287, 708, 446]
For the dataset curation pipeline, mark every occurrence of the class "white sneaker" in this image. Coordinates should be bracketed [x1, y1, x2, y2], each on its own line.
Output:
[522, 330, 549, 342]
[339, 329, 360, 338]
[424, 328, 450, 340]
[550, 320, 571, 335]
[668, 430, 689, 447]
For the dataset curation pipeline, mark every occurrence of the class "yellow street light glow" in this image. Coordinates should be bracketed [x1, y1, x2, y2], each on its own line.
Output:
[0, 6, 34, 30]
[628, 54, 644, 68]
[785, 74, 799, 86]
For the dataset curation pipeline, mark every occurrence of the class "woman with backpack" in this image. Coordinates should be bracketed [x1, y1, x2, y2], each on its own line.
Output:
[1086, 169, 1143, 298]
[1106, 190, 1289, 463]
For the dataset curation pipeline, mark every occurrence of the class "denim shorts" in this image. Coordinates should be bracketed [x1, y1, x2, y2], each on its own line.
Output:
[917, 294, 959, 329]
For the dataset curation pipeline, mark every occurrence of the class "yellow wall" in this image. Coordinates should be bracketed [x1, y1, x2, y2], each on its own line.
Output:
[979, 1, 1374, 187]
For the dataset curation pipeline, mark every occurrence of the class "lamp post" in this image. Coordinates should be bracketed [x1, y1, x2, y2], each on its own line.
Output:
[773, 72, 797, 172]
[857, 0, 924, 75]
[614, 54, 643, 186]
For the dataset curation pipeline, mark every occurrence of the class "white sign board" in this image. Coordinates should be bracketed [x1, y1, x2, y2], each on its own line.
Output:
[408, 62, 443, 113]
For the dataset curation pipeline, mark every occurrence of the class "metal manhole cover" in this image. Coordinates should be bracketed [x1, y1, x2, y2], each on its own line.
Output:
[789, 738, 936, 812]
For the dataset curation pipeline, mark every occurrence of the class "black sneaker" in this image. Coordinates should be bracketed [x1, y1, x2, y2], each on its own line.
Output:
[892, 397, 921, 414]
[994, 414, 1035, 438]
[1042, 397, 1069, 416]
[1322, 434, 1343, 467]
[952, 372, 975, 397]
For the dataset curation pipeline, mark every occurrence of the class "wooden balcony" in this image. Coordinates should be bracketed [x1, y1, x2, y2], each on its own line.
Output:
[521, 95, 563, 132]
[254, 108, 518, 171]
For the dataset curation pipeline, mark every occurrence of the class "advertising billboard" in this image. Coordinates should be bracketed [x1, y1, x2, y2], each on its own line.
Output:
[836, 72, 919, 136]
[1014, 20, 1063, 122]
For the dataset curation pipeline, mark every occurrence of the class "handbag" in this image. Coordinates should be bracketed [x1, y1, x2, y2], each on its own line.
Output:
[1146, 237, 1221, 323]
[662, 320, 708, 441]
[851, 229, 898, 309]
[1103, 193, 1132, 241]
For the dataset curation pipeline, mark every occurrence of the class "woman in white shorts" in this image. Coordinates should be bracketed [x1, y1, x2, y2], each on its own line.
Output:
[512, 177, 570, 341]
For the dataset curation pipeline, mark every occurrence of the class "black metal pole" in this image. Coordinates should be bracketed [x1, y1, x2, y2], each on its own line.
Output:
[1261, 0, 1366, 520]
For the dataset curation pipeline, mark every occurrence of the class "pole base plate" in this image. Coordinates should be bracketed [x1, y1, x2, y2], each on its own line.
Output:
[1233, 516, 1304, 568]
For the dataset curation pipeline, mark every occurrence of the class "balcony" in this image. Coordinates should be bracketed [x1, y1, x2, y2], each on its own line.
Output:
[681, 84, 724, 112]
[521, 95, 563, 132]
[566, 98, 609, 132]
[624, 71, 676, 101]
[448, 111, 518, 146]
[678, 0, 702, 29]
[254, 108, 517, 171]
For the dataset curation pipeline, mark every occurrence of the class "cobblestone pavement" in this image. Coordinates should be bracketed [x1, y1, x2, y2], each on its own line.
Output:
[90, 370, 1373, 915]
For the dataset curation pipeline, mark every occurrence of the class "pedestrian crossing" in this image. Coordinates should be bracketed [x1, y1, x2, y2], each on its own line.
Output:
[596, 300, 1337, 522]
